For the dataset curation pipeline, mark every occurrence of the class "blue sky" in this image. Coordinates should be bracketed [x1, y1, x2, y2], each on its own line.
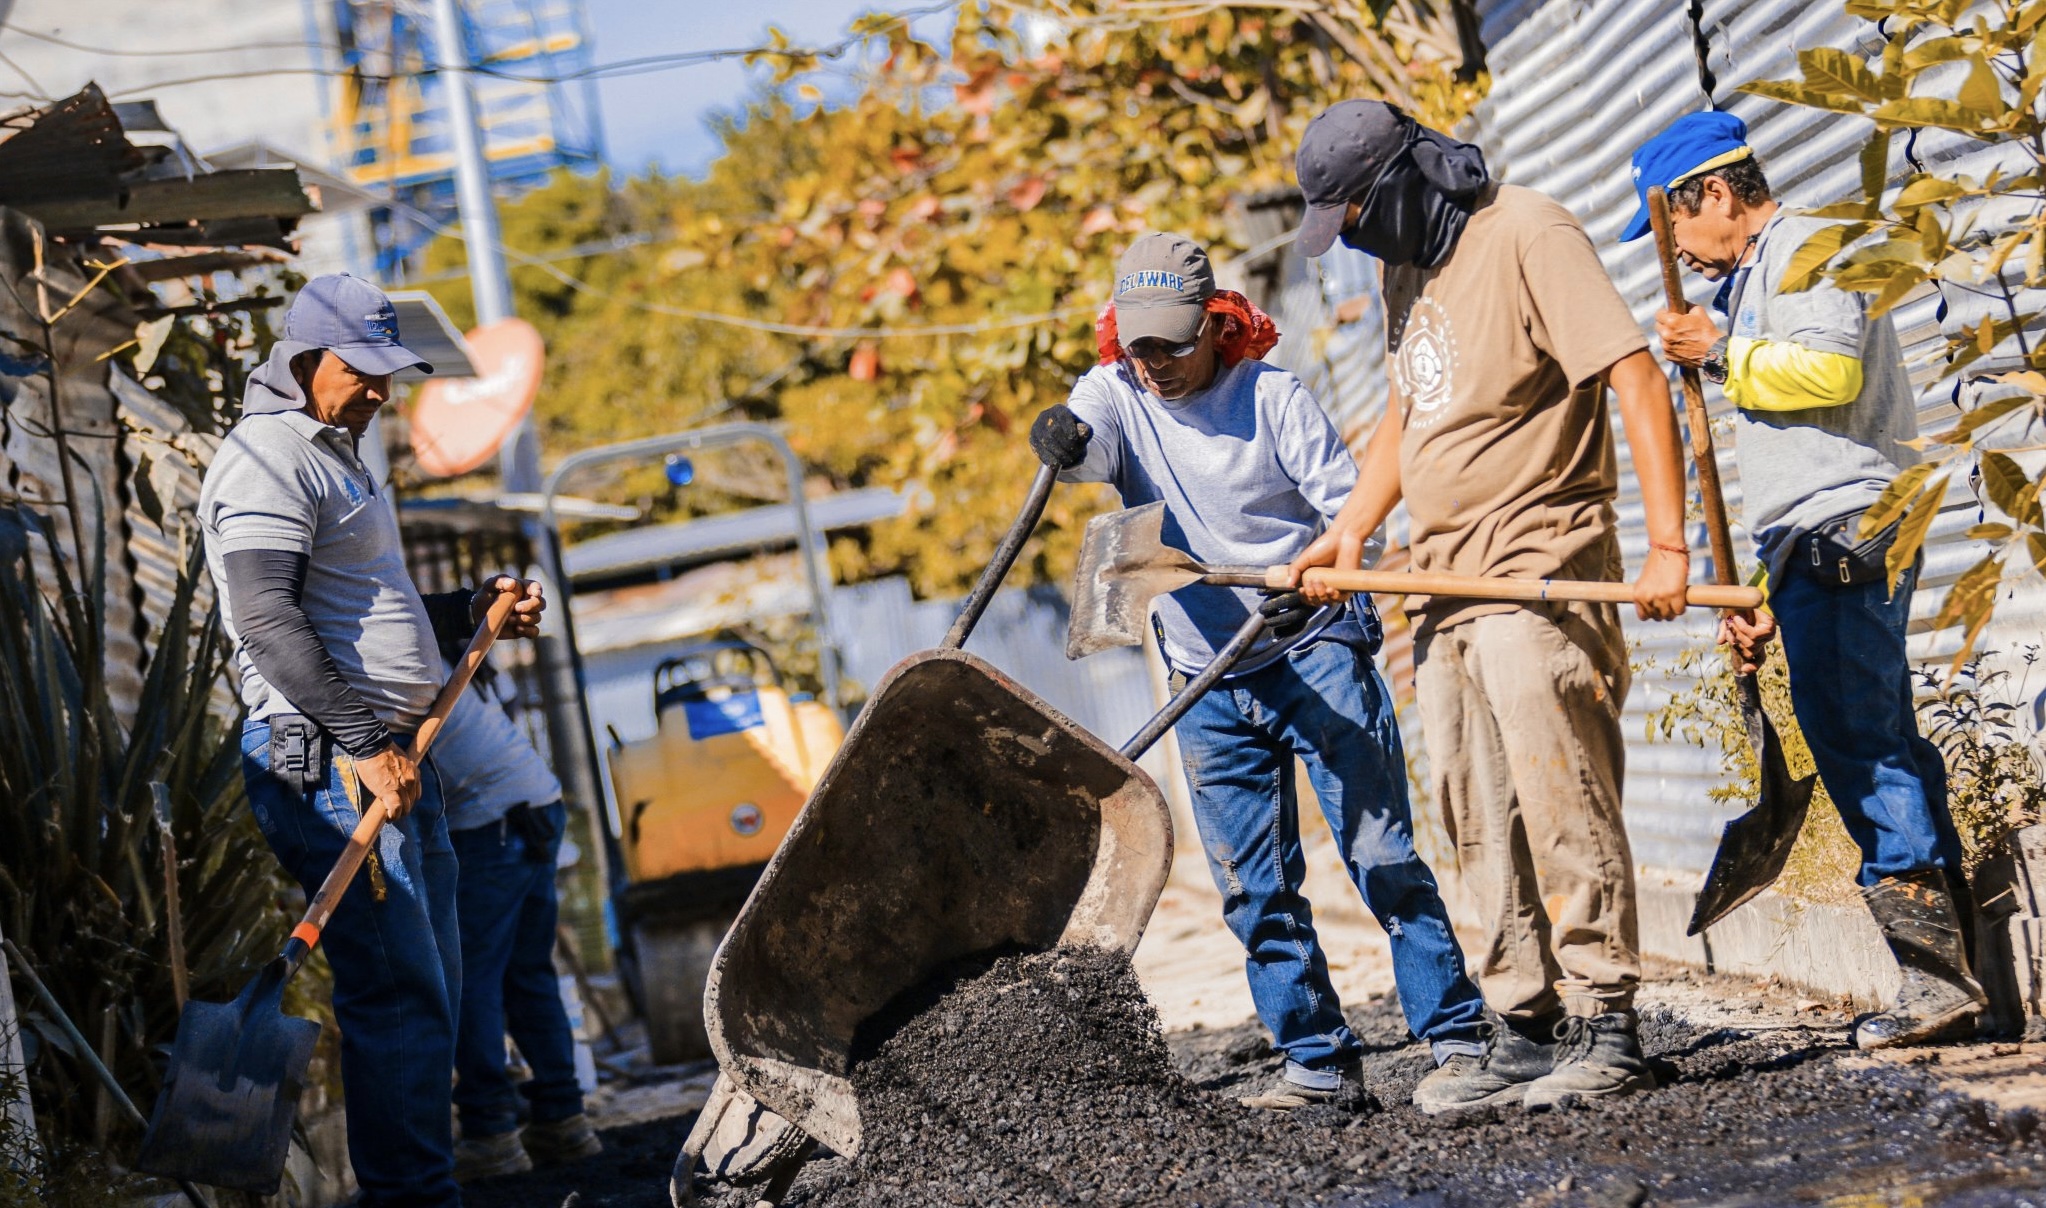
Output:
[585, 2, 938, 178]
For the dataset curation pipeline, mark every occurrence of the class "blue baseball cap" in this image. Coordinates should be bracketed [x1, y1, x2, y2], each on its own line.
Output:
[1620, 110, 1754, 242]
[282, 273, 432, 376]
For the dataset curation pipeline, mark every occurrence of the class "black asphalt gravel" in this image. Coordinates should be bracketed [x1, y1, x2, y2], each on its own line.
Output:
[464, 946, 2046, 1208]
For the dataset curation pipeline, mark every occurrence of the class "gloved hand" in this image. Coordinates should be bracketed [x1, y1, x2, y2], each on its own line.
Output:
[1029, 404, 1092, 470]
[1257, 587, 1315, 639]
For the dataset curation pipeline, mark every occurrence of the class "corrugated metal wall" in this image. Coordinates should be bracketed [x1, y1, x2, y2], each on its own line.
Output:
[1254, 0, 2046, 876]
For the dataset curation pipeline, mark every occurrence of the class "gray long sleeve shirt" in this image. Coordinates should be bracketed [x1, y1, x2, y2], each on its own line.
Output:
[1059, 359, 1377, 673]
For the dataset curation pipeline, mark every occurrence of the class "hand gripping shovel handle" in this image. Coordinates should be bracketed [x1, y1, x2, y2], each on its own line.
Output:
[1280, 567, 1761, 610]
[1647, 186, 1739, 589]
[278, 592, 518, 977]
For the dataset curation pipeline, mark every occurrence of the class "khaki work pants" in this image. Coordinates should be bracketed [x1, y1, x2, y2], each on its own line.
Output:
[1413, 589, 1640, 1021]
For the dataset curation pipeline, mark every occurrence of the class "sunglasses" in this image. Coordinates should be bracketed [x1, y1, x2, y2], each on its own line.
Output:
[1126, 316, 1209, 361]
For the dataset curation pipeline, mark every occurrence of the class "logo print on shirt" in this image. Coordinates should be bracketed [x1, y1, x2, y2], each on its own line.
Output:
[339, 474, 365, 507]
[1393, 297, 1457, 429]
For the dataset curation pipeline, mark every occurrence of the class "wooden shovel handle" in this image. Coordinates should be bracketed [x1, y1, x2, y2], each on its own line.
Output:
[1280, 566, 1761, 610]
[287, 591, 519, 955]
[1647, 186, 1741, 591]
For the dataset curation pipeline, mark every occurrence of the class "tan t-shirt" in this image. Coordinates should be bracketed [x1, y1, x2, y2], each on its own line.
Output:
[1384, 183, 1648, 637]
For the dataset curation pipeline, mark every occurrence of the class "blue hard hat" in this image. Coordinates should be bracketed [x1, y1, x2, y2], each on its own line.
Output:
[1621, 110, 1754, 243]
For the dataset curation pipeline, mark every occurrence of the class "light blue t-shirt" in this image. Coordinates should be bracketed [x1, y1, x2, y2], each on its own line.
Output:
[430, 677, 564, 832]
[1060, 359, 1375, 673]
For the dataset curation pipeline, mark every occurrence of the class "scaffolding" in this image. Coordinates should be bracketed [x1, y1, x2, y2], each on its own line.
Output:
[315, 0, 603, 279]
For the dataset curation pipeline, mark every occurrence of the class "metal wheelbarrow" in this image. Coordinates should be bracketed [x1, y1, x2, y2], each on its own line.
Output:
[671, 467, 1283, 1204]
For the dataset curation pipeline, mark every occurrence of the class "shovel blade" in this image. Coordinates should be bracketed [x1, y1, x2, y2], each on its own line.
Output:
[134, 960, 319, 1195]
[1066, 502, 1204, 658]
[1686, 687, 1820, 936]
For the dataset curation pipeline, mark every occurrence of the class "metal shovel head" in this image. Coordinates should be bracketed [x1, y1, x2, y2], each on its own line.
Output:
[134, 958, 319, 1194]
[1067, 501, 1207, 658]
[1686, 674, 1820, 935]
[702, 648, 1174, 1159]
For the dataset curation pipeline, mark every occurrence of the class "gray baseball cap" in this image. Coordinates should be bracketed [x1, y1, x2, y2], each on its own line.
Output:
[1113, 233, 1215, 346]
[282, 273, 432, 376]
[1294, 100, 1407, 258]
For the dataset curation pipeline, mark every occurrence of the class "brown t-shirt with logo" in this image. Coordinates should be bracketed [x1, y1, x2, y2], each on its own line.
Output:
[1384, 183, 1648, 638]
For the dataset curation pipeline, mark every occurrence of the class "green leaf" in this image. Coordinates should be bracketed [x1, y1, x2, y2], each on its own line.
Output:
[1959, 53, 2009, 116]
[1859, 127, 1892, 205]
[1871, 96, 2002, 136]
[1887, 472, 1949, 591]
[1781, 222, 1871, 292]
[1893, 173, 1967, 209]
[1802, 46, 1886, 100]
[1968, 521, 2015, 540]
[1981, 450, 2038, 521]
[1868, 261, 1931, 317]
[1739, 78, 1874, 116]
[1860, 461, 1938, 536]
[1929, 393, 2032, 447]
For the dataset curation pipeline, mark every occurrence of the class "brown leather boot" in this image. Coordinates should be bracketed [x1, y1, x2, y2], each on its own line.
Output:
[1855, 869, 1988, 1050]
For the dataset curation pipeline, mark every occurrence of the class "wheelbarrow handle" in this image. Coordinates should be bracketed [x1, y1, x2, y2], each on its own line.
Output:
[281, 592, 517, 975]
[945, 462, 1059, 650]
[1120, 611, 1269, 760]
[1279, 567, 1762, 611]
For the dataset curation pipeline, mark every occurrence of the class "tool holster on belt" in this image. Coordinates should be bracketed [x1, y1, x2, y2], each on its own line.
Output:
[267, 714, 330, 794]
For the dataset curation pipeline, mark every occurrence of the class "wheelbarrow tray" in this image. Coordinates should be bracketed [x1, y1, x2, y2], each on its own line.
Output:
[702, 648, 1174, 1159]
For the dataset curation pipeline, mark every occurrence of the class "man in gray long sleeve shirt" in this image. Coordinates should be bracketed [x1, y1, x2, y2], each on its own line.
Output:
[1036, 233, 1482, 1112]
[197, 274, 544, 1206]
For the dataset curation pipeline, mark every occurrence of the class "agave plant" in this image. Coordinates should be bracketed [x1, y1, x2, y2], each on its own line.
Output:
[0, 500, 293, 1168]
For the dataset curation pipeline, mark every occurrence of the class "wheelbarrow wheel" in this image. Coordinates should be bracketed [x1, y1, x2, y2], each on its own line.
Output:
[672, 1074, 815, 1206]
[631, 918, 721, 1065]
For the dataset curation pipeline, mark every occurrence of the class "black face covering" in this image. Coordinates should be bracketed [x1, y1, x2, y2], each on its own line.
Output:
[1338, 118, 1490, 268]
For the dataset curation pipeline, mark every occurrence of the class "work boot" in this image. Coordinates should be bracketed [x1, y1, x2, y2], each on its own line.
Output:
[1522, 1011, 1654, 1109]
[1239, 1056, 1367, 1111]
[1855, 869, 1988, 1050]
[1412, 1016, 1559, 1115]
[522, 1113, 605, 1164]
[453, 1130, 532, 1182]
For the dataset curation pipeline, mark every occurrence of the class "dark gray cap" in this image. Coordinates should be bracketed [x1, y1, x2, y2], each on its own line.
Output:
[1294, 100, 1407, 258]
[1113, 233, 1215, 345]
[282, 272, 432, 376]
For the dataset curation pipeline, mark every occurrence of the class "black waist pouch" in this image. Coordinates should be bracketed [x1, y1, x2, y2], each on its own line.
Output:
[267, 713, 330, 794]
[1796, 514, 1901, 587]
[506, 801, 564, 862]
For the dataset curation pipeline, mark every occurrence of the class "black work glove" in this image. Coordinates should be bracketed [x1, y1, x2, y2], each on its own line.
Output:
[1029, 404, 1092, 470]
[1257, 588, 1315, 639]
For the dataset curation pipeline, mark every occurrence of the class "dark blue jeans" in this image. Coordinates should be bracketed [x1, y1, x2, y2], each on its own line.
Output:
[1172, 638, 1485, 1079]
[1772, 564, 1965, 886]
[449, 802, 584, 1137]
[241, 721, 461, 1208]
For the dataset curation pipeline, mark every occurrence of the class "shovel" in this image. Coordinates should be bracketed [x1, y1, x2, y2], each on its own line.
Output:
[133, 591, 518, 1194]
[1066, 500, 1761, 656]
[1647, 186, 1819, 936]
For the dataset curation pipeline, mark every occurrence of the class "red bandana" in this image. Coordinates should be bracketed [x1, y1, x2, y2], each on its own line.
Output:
[1094, 289, 1281, 368]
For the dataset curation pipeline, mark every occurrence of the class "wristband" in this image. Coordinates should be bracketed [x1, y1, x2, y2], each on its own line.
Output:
[1650, 540, 1691, 557]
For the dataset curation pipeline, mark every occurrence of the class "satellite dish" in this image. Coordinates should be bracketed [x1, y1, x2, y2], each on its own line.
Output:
[408, 317, 545, 478]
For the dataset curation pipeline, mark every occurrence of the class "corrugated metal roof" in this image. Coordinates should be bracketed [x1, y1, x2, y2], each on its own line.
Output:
[1264, 0, 2046, 879]
[562, 488, 907, 583]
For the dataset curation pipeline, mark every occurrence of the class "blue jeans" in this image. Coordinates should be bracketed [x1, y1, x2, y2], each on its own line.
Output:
[1772, 564, 1964, 886]
[1172, 639, 1485, 1078]
[450, 803, 585, 1137]
[241, 721, 461, 1208]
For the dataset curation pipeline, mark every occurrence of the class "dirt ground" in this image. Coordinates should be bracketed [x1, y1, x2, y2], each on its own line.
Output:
[463, 843, 2046, 1208]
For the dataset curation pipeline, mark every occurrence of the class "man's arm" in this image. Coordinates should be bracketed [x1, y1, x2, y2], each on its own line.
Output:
[223, 548, 422, 815]
[1657, 305, 1863, 412]
[1606, 348, 1689, 621]
[1284, 397, 1404, 605]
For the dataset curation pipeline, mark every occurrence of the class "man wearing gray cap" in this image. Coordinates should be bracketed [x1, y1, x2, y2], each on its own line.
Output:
[198, 273, 546, 1205]
[1284, 101, 1691, 1113]
[1031, 233, 1486, 1112]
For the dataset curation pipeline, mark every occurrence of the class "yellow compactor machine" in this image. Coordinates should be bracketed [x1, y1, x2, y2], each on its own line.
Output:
[607, 638, 843, 1063]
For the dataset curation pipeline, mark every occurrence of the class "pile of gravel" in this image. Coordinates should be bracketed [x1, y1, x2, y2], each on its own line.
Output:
[791, 946, 1368, 1208]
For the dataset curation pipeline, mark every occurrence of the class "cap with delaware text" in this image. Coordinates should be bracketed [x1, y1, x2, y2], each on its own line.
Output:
[1112, 233, 1216, 346]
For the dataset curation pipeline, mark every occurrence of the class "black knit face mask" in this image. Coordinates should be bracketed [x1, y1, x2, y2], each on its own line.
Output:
[1339, 120, 1491, 268]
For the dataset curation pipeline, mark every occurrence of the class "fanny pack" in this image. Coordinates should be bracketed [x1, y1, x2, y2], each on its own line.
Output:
[1795, 514, 1901, 587]
[506, 801, 564, 863]
[267, 713, 330, 794]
